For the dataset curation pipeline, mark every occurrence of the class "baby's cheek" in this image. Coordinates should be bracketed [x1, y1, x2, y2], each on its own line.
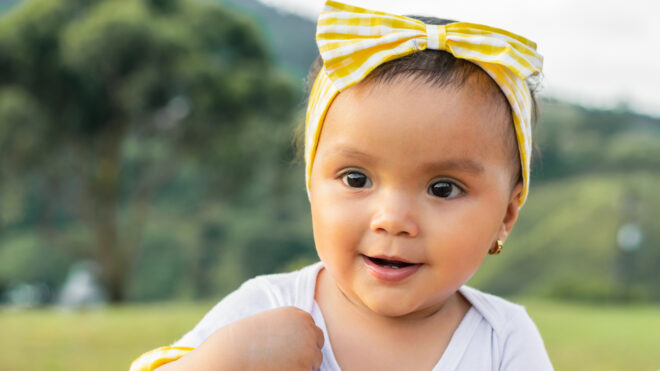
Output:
[426, 232, 489, 280]
[312, 200, 361, 256]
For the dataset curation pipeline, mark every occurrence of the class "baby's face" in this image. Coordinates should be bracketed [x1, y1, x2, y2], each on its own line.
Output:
[309, 76, 522, 318]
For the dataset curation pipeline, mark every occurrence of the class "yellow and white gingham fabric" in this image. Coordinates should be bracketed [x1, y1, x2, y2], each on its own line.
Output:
[129, 346, 192, 371]
[306, 0, 543, 205]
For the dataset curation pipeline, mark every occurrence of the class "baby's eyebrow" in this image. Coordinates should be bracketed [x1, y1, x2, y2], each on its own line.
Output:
[334, 147, 373, 161]
[332, 146, 484, 174]
[423, 159, 485, 174]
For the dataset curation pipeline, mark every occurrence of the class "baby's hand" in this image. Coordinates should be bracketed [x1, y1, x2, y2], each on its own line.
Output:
[161, 306, 324, 371]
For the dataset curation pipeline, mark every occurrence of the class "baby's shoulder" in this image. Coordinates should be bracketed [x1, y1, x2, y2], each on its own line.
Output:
[244, 261, 322, 308]
[460, 286, 538, 338]
[460, 286, 554, 369]
[171, 262, 322, 347]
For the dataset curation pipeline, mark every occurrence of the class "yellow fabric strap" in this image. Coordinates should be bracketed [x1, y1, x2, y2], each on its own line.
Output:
[129, 346, 193, 371]
[305, 0, 544, 205]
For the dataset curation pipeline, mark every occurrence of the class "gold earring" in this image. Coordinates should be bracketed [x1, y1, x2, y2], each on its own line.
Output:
[488, 240, 503, 255]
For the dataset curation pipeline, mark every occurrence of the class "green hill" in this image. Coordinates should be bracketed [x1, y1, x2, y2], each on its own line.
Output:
[471, 171, 659, 301]
[221, 0, 317, 78]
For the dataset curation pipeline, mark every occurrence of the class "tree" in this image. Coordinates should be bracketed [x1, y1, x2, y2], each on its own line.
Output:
[0, 0, 297, 302]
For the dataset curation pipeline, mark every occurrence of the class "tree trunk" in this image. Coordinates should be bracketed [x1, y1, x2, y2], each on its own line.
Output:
[88, 123, 126, 303]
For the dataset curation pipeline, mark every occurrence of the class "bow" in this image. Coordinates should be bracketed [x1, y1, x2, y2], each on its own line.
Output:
[317, 0, 543, 91]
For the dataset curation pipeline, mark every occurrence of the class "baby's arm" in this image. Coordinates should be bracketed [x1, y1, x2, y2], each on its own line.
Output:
[157, 306, 324, 371]
[131, 275, 325, 371]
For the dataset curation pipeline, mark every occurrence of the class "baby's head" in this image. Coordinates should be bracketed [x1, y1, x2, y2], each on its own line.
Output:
[303, 1, 542, 318]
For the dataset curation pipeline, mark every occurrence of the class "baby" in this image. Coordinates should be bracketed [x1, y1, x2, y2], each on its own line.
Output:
[131, 1, 553, 370]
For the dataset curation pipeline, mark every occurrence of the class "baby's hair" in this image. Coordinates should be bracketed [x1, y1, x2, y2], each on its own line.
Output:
[299, 16, 540, 188]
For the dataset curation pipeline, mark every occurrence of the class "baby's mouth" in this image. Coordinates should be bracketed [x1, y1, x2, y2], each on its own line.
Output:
[363, 255, 419, 269]
[362, 254, 422, 282]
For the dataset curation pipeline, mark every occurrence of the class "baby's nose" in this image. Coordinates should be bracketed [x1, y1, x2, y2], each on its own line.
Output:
[369, 191, 419, 237]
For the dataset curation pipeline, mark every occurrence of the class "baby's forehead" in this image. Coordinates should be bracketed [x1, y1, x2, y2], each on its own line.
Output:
[338, 74, 511, 128]
[322, 75, 517, 164]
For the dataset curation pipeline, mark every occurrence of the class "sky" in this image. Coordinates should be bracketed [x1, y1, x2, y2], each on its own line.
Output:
[261, 0, 660, 118]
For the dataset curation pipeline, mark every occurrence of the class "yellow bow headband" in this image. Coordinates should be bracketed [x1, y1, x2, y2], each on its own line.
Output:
[305, 0, 543, 205]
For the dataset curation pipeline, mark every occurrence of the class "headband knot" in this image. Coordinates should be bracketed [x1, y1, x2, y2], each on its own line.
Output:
[425, 24, 446, 50]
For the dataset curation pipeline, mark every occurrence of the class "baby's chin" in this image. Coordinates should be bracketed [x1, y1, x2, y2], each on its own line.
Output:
[366, 302, 421, 318]
[358, 292, 447, 320]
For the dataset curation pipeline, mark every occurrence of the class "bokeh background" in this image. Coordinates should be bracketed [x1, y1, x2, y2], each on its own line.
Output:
[0, 0, 658, 370]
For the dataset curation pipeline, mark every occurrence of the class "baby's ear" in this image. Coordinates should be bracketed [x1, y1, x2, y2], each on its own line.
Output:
[499, 182, 523, 242]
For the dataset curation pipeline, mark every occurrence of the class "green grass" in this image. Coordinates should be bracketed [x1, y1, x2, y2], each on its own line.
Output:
[519, 298, 660, 371]
[0, 302, 213, 371]
[1, 299, 659, 370]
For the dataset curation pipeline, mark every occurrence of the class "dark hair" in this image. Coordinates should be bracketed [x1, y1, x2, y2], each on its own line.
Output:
[299, 16, 540, 187]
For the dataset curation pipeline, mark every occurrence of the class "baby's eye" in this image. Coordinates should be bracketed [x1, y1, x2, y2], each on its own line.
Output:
[428, 181, 463, 199]
[341, 171, 372, 188]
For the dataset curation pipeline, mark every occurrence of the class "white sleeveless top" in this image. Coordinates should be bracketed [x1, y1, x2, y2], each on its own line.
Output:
[172, 262, 553, 370]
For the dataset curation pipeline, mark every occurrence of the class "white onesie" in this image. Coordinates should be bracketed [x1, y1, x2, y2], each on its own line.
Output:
[172, 262, 553, 371]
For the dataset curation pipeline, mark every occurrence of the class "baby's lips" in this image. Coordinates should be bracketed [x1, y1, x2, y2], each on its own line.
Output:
[362, 253, 421, 265]
[362, 255, 423, 282]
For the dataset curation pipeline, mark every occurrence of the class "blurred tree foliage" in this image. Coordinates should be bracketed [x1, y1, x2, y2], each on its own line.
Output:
[532, 100, 660, 180]
[0, 0, 300, 302]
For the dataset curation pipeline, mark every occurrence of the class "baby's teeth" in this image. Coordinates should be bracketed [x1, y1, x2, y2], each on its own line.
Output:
[386, 264, 399, 269]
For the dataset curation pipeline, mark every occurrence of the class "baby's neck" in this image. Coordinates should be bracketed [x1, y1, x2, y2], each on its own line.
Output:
[315, 268, 472, 370]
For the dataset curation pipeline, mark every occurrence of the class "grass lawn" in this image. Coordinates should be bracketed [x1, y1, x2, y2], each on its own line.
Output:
[0, 302, 212, 371]
[520, 299, 660, 370]
[0, 299, 658, 370]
